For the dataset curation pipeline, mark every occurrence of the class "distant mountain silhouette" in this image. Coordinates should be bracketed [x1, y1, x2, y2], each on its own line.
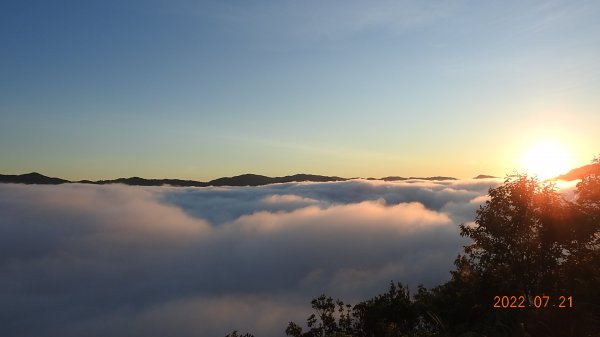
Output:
[277, 173, 347, 183]
[414, 176, 457, 181]
[10, 166, 600, 186]
[208, 174, 276, 187]
[208, 173, 347, 186]
[381, 176, 457, 181]
[0, 172, 346, 187]
[0, 172, 69, 185]
[90, 177, 208, 187]
[381, 176, 408, 181]
[554, 163, 599, 181]
[473, 174, 498, 179]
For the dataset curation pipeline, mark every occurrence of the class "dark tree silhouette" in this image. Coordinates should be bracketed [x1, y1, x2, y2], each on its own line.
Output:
[285, 294, 354, 337]
[459, 174, 570, 298]
[353, 282, 418, 337]
[573, 156, 600, 250]
[566, 156, 600, 335]
[286, 283, 430, 337]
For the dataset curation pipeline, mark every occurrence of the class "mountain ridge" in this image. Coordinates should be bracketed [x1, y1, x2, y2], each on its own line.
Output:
[473, 174, 498, 179]
[14, 167, 594, 187]
[1, 172, 466, 187]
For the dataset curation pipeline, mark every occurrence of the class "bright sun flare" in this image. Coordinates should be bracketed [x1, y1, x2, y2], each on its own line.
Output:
[521, 139, 573, 180]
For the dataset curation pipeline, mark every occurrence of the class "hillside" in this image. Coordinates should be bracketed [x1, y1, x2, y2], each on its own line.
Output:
[555, 163, 599, 181]
[0, 172, 69, 184]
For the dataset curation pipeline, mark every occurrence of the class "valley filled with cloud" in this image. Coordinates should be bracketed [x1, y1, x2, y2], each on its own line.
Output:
[1, 178, 505, 336]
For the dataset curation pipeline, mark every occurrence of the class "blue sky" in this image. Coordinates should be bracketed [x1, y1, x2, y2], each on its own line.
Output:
[2, 0, 599, 180]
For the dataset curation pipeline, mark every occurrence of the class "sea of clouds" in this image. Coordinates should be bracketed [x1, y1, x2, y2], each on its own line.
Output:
[0, 178, 505, 337]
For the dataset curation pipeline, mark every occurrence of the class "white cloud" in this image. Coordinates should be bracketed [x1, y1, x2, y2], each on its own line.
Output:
[261, 193, 318, 205]
[0, 179, 504, 337]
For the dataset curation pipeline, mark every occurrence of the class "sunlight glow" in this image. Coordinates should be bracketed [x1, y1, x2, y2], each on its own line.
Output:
[520, 139, 573, 180]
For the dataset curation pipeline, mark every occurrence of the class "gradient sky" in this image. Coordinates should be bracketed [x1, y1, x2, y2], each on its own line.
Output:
[2, 0, 599, 180]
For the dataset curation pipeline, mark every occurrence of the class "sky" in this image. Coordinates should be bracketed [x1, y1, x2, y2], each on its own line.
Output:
[1, 0, 600, 180]
[0, 178, 508, 337]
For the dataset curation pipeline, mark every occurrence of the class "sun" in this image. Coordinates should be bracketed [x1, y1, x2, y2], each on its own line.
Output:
[520, 139, 573, 180]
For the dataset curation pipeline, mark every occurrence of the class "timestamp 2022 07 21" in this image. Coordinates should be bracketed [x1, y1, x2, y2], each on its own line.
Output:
[493, 295, 573, 309]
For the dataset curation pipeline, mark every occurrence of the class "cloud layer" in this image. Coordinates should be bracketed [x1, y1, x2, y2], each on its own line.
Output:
[0, 179, 501, 337]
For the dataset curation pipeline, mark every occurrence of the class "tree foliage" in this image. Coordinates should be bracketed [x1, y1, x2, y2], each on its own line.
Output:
[285, 294, 354, 337]
[285, 283, 427, 337]
[353, 282, 419, 337]
[460, 174, 571, 297]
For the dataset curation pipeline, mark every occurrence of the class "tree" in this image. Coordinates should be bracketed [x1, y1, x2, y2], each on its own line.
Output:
[285, 294, 354, 337]
[573, 156, 600, 249]
[353, 282, 419, 337]
[565, 156, 600, 335]
[286, 284, 421, 337]
[459, 174, 570, 298]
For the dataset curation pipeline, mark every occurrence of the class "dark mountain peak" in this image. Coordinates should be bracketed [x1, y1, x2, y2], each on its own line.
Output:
[408, 176, 457, 181]
[208, 174, 272, 187]
[23, 172, 44, 177]
[231, 173, 271, 181]
[473, 174, 498, 179]
[0, 172, 69, 184]
[77, 180, 96, 184]
[208, 173, 347, 187]
[381, 176, 408, 181]
[279, 173, 346, 183]
[115, 177, 154, 185]
[381, 176, 457, 181]
[93, 177, 207, 187]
